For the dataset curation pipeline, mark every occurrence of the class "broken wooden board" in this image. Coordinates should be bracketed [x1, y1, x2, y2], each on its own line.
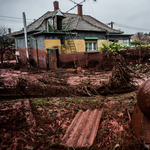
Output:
[62, 109, 103, 148]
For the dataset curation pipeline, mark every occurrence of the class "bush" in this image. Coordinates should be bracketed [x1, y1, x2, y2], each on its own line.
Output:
[100, 41, 125, 52]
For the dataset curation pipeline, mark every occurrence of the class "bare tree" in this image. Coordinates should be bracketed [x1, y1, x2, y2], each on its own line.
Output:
[0, 26, 15, 64]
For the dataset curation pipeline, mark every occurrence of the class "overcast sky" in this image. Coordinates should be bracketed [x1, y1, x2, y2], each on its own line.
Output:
[0, 0, 150, 34]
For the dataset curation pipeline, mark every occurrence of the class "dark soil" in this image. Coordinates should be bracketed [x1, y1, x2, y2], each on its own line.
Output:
[0, 58, 150, 149]
[0, 94, 144, 150]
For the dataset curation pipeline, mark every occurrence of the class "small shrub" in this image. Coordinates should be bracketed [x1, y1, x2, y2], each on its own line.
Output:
[100, 41, 124, 52]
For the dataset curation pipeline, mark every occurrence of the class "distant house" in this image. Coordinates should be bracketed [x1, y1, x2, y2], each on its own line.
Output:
[14, 1, 132, 69]
[131, 33, 150, 41]
[130, 33, 150, 47]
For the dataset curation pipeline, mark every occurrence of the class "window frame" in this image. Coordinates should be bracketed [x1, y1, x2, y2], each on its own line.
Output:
[84, 37, 98, 52]
[122, 39, 130, 46]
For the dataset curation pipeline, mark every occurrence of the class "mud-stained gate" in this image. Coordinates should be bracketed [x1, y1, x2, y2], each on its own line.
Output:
[47, 48, 59, 69]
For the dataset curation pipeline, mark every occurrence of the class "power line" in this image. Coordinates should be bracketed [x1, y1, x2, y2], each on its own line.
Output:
[0, 18, 31, 24]
[0, 15, 34, 21]
[66, 0, 86, 13]
[0, 20, 23, 24]
[114, 22, 150, 31]
[69, 0, 79, 5]
[88, 0, 95, 18]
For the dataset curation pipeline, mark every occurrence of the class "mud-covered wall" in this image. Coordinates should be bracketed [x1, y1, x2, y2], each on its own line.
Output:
[59, 51, 103, 68]
[15, 35, 47, 68]
[29, 48, 47, 68]
[35, 35, 45, 50]
[18, 48, 27, 65]
[15, 37, 27, 64]
[14, 31, 131, 69]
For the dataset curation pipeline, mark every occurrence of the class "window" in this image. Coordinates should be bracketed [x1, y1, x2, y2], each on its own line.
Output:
[57, 17, 62, 30]
[61, 38, 65, 45]
[85, 42, 97, 52]
[85, 37, 98, 52]
[122, 39, 130, 46]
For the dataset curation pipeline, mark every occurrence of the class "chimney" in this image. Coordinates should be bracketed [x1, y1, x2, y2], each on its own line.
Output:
[54, 1, 59, 11]
[8, 28, 11, 35]
[78, 4, 83, 17]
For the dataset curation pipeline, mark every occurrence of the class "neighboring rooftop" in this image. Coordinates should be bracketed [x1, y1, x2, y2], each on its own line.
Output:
[131, 34, 150, 41]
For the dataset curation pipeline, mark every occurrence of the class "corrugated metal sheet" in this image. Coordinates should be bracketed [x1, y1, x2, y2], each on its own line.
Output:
[62, 109, 103, 147]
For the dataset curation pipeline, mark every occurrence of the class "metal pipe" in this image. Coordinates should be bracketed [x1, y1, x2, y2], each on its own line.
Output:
[47, 20, 49, 32]
[129, 39, 131, 47]
[30, 34, 39, 67]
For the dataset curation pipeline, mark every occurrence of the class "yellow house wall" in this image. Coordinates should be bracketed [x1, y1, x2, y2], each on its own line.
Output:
[44, 39, 85, 54]
[74, 39, 85, 53]
[44, 39, 108, 54]
[118, 40, 122, 44]
[44, 39, 61, 53]
[62, 39, 85, 54]
[98, 40, 107, 50]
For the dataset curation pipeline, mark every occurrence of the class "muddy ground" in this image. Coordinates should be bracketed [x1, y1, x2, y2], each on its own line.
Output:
[0, 63, 150, 150]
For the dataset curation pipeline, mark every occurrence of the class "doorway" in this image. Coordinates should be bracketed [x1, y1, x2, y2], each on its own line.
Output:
[47, 48, 59, 69]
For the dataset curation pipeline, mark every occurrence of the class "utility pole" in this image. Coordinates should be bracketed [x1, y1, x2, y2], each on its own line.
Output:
[22, 12, 29, 59]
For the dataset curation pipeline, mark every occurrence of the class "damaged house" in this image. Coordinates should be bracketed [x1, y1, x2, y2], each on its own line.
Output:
[14, 1, 132, 69]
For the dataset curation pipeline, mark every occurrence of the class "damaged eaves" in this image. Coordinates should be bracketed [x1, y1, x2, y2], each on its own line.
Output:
[13, 30, 40, 37]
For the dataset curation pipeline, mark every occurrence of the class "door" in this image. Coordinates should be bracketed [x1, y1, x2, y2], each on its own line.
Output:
[47, 48, 58, 69]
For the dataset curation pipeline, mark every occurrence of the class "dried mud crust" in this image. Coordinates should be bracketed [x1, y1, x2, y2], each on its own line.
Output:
[0, 94, 144, 150]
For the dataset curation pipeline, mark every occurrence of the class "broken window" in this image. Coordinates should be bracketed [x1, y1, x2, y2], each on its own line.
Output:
[48, 18, 54, 30]
[57, 16, 62, 30]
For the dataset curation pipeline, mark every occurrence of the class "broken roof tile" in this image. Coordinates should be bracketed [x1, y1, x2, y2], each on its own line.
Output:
[62, 109, 103, 148]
